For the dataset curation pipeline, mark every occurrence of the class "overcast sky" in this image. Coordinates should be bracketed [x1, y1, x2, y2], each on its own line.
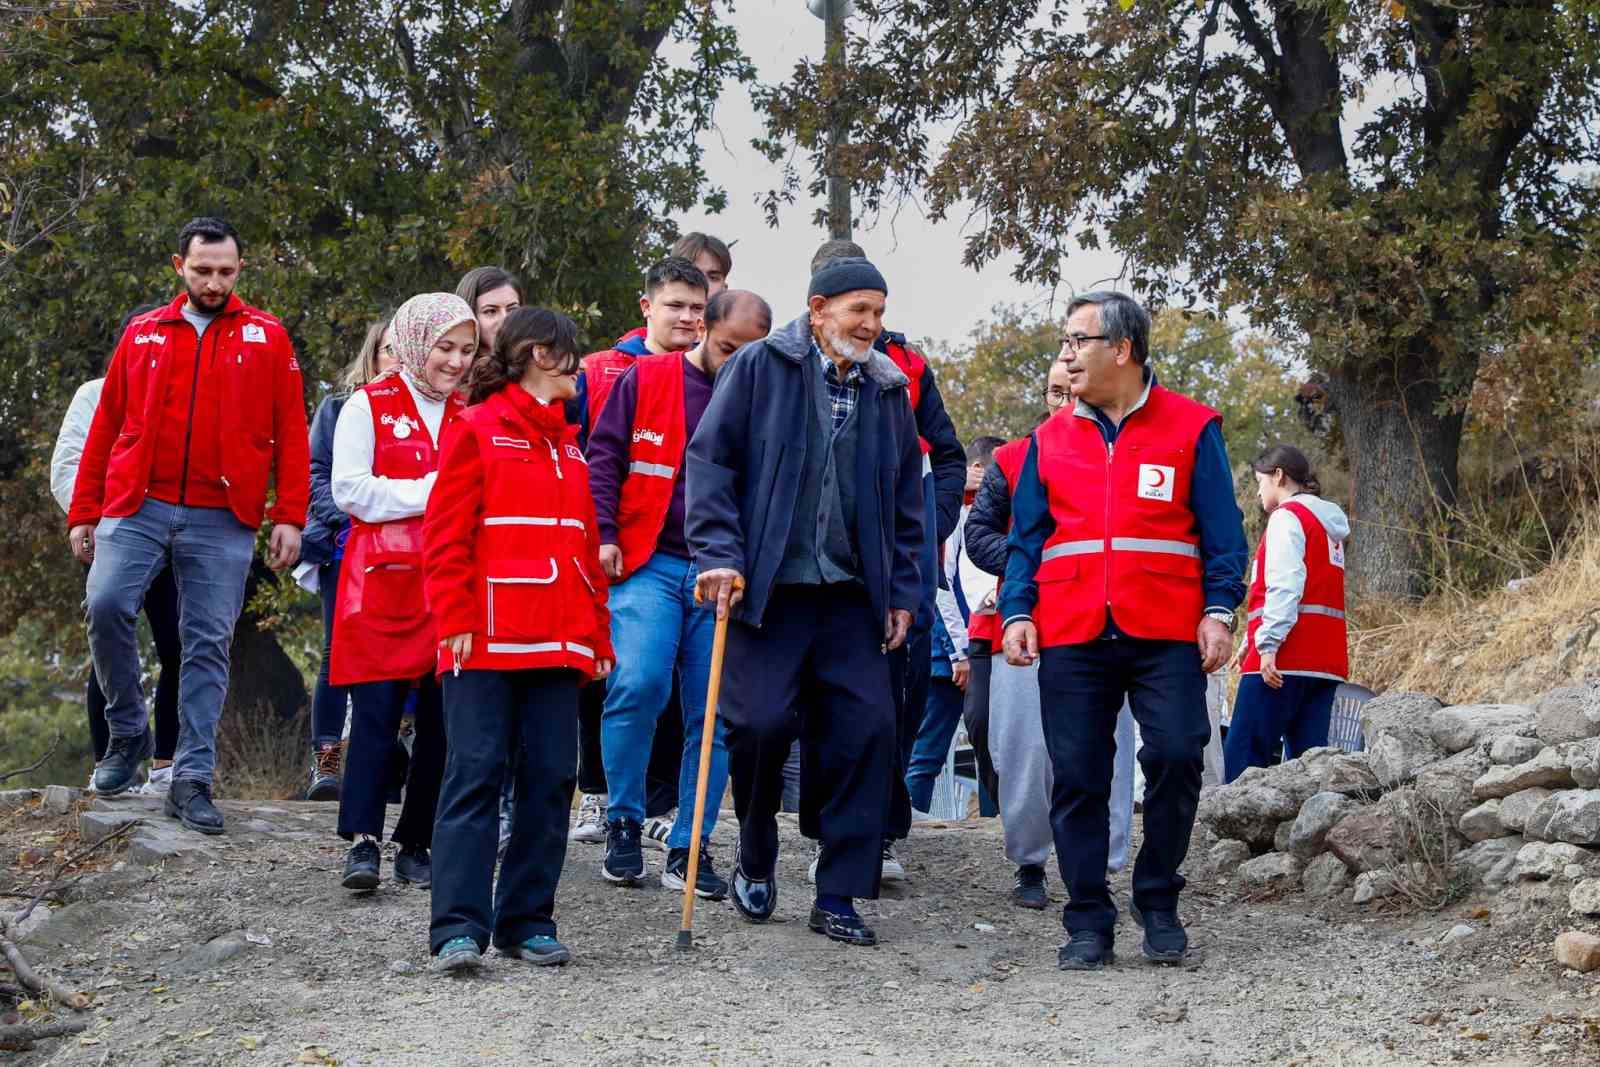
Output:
[663, 1, 1128, 352]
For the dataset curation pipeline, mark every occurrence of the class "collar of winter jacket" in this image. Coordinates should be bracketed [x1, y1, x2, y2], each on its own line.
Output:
[767, 314, 908, 391]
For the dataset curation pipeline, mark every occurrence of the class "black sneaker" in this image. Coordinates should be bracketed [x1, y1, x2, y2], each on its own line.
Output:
[92, 729, 152, 797]
[1139, 907, 1188, 965]
[1058, 930, 1115, 971]
[163, 779, 224, 835]
[394, 844, 432, 887]
[1011, 864, 1048, 910]
[342, 839, 381, 890]
[306, 744, 342, 801]
[662, 845, 729, 901]
[602, 818, 645, 886]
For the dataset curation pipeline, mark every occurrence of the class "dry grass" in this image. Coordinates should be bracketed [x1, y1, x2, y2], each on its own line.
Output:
[1350, 513, 1600, 703]
[215, 704, 308, 802]
[1382, 793, 1468, 912]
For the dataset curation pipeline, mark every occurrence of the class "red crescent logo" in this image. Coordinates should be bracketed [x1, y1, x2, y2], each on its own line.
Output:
[1143, 467, 1168, 489]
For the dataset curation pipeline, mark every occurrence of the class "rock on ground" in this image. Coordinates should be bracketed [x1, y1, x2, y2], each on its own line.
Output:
[1286, 792, 1358, 858]
[1514, 841, 1593, 882]
[1537, 683, 1600, 745]
[1569, 878, 1600, 916]
[1473, 747, 1577, 800]
[1197, 784, 1301, 851]
[1490, 735, 1544, 766]
[1458, 800, 1505, 843]
[1362, 692, 1446, 787]
[1414, 748, 1490, 821]
[1567, 737, 1600, 788]
[1209, 839, 1251, 873]
[1454, 835, 1524, 889]
[1498, 787, 1555, 833]
[1554, 930, 1600, 972]
[1429, 704, 1536, 754]
[1325, 805, 1392, 873]
[1524, 789, 1600, 846]
[1238, 852, 1304, 887]
[1301, 852, 1352, 897]
[1353, 869, 1399, 904]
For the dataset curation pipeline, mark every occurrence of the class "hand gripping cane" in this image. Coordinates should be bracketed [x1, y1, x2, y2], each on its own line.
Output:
[678, 576, 743, 951]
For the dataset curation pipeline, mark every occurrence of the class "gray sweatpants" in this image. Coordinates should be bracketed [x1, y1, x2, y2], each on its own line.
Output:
[988, 655, 1134, 871]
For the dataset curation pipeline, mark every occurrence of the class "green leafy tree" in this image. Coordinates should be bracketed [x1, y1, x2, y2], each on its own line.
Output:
[0, 1, 750, 713]
[760, 0, 1600, 597]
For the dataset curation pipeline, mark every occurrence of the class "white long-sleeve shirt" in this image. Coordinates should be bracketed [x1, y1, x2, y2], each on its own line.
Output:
[937, 506, 972, 660]
[50, 378, 103, 514]
[330, 376, 446, 524]
[1255, 493, 1350, 653]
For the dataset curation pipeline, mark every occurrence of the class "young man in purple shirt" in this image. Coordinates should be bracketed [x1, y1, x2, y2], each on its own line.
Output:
[586, 290, 773, 895]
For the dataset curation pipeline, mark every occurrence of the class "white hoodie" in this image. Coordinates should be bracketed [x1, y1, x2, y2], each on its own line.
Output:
[1255, 493, 1351, 655]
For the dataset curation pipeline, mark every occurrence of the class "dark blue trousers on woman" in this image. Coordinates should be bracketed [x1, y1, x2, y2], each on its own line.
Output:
[431, 668, 579, 954]
[721, 584, 895, 899]
[336, 676, 443, 848]
[1038, 638, 1210, 935]
[1223, 674, 1338, 783]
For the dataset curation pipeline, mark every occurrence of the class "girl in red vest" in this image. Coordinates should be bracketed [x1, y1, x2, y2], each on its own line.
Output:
[424, 307, 614, 974]
[1224, 444, 1351, 782]
[330, 293, 477, 891]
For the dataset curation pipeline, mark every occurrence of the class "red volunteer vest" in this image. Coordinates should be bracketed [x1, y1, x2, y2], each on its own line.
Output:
[613, 353, 689, 577]
[582, 327, 650, 425]
[884, 340, 931, 456]
[1241, 499, 1349, 679]
[1033, 385, 1219, 647]
[331, 380, 464, 685]
[967, 438, 1028, 646]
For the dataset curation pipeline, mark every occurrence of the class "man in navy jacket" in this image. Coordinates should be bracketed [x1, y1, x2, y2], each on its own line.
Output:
[687, 257, 924, 947]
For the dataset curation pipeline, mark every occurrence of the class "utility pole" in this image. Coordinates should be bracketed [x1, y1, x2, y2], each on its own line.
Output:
[815, 0, 852, 239]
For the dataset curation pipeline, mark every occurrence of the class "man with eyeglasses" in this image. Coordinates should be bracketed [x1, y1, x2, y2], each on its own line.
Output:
[1001, 292, 1247, 971]
[962, 359, 1138, 911]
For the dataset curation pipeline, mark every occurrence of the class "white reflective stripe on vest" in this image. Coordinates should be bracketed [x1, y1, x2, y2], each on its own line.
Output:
[1247, 604, 1344, 622]
[628, 461, 677, 479]
[1110, 537, 1200, 558]
[1041, 539, 1104, 563]
[484, 516, 586, 530]
[485, 641, 595, 656]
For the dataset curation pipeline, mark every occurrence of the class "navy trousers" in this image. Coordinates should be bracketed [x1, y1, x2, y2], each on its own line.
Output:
[1223, 674, 1338, 783]
[722, 583, 895, 899]
[431, 668, 579, 954]
[886, 622, 933, 840]
[337, 675, 444, 848]
[1039, 638, 1210, 935]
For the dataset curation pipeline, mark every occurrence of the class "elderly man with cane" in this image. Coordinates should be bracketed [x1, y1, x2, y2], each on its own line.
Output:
[687, 257, 925, 947]
[1002, 291, 1247, 971]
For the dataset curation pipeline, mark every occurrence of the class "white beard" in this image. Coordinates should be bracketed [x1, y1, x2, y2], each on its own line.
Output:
[825, 329, 870, 364]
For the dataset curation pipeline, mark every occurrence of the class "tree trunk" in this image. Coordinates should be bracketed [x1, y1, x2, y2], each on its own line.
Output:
[224, 559, 307, 721]
[1326, 350, 1468, 599]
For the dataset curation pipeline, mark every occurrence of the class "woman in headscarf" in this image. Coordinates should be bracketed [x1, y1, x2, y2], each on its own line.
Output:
[329, 293, 478, 891]
[423, 307, 613, 973]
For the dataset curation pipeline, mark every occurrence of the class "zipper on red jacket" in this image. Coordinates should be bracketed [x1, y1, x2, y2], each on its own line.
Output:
[547, 437, 563, 479]
[175, 312, 220, 506]
[1103, 439, 1114, 622]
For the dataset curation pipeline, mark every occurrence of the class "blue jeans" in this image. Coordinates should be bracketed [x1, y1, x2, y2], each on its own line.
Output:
[905, 674, 966, 812]
[85, 500, 255, 784]
[1223, 674, 1338, 783]
[599, 553, 725, 849]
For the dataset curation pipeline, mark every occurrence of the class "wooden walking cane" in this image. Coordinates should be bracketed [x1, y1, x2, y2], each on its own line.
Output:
[678, 577, 742, 951]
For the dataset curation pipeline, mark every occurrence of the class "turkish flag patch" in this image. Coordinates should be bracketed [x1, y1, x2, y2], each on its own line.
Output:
[1137, 463, 1175, 502]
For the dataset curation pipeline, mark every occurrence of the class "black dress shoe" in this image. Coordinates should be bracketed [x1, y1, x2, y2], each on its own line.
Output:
[93, 729, 153, 797]
[163, 779, 224, 835]
[394, 844, 432, 887]
[730, 856, 776, 922]
[808, 906, 877, 946]
[1058, 930, 1115, 971]
[342, 839, 381, 891]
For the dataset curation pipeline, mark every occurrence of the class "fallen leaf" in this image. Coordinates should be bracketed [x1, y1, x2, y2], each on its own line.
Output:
[193, 1027, 215, 1039]
[79, 1037, 101, 1046]
[239, 1035, 261, 1050]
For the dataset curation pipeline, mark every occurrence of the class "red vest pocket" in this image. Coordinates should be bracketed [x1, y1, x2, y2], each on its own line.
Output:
[485, 558, 561, 642]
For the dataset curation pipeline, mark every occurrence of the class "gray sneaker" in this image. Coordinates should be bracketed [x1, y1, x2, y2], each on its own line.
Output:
[571, 793, 607, 843]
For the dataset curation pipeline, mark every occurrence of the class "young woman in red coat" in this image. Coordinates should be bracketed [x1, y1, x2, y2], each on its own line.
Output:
[424, 307, 615, 974]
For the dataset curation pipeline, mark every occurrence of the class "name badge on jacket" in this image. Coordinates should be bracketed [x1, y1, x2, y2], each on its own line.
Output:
[1137, 463, 1175, 502]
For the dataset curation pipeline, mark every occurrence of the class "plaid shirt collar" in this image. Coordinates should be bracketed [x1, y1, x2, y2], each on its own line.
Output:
[812, 338, 863, 431]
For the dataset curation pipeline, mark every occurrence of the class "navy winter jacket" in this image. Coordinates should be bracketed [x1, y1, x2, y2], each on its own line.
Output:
[686, 314, 926, 628]
[299, 393, 347, 567]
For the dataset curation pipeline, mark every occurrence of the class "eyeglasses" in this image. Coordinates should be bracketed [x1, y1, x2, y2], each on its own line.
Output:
[1059, 333, 1111, 353]
[1045, 386, 1071, 408]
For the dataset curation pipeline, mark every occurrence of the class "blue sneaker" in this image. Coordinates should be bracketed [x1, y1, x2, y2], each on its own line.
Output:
[500, 935, 571, 966]
[431, 936, 482, 974]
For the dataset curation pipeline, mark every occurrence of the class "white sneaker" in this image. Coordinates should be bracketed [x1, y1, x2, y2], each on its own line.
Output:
[137, 764, 173, 798]
[571, 793, 608, 843]
[880, 842, 906, 884]
[641, 810, 675, 852]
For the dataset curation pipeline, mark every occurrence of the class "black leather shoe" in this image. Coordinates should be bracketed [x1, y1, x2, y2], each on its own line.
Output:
[730, 853, 776, 923]
[1058, 930, 1115, 971]
[342, 839, 381, 890]
[808, 906, 877, 946]
[92, 729, 152, 797]
[163, 779, 224, 835]
[394, 844, 432, 887]
[1138, 906, 1188, 964]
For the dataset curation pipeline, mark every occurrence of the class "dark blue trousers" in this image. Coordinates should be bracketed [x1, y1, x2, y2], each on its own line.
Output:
[722, 584, 894, 899]
[1039, 638, 1209, 935]
[1223, 674, 1338, 783]
[887, 622, 933, 839]
[431, 668, 579, 954]
[310, 557, 348, 748]
[336, 675, 443, 848]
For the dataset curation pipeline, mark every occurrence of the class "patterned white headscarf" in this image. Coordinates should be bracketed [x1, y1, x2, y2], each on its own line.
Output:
[388, 292, 476, 401]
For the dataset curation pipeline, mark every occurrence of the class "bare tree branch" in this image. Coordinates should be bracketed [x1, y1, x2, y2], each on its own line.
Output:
[0, 733, 61, 785]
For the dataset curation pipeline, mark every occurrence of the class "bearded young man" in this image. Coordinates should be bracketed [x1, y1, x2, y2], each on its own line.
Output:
[687, 258, 924, 947]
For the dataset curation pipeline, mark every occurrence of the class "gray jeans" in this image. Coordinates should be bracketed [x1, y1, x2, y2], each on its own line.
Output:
[988, 656, 1134, 871]
[86, 500, 255, 784]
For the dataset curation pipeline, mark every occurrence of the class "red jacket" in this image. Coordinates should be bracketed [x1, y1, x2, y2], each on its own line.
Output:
[612, 353, 688, 577]
[582, 327, 649, 427]
[331, 381, 464, 685]
[882, 339, 931, 456]
[423, 383, 613, 679]
[67, 292, 309, 531]
[1033, 386, 1219, 647]
[1241, 499, 1349, 679]
[967, 438, 1027, 646]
